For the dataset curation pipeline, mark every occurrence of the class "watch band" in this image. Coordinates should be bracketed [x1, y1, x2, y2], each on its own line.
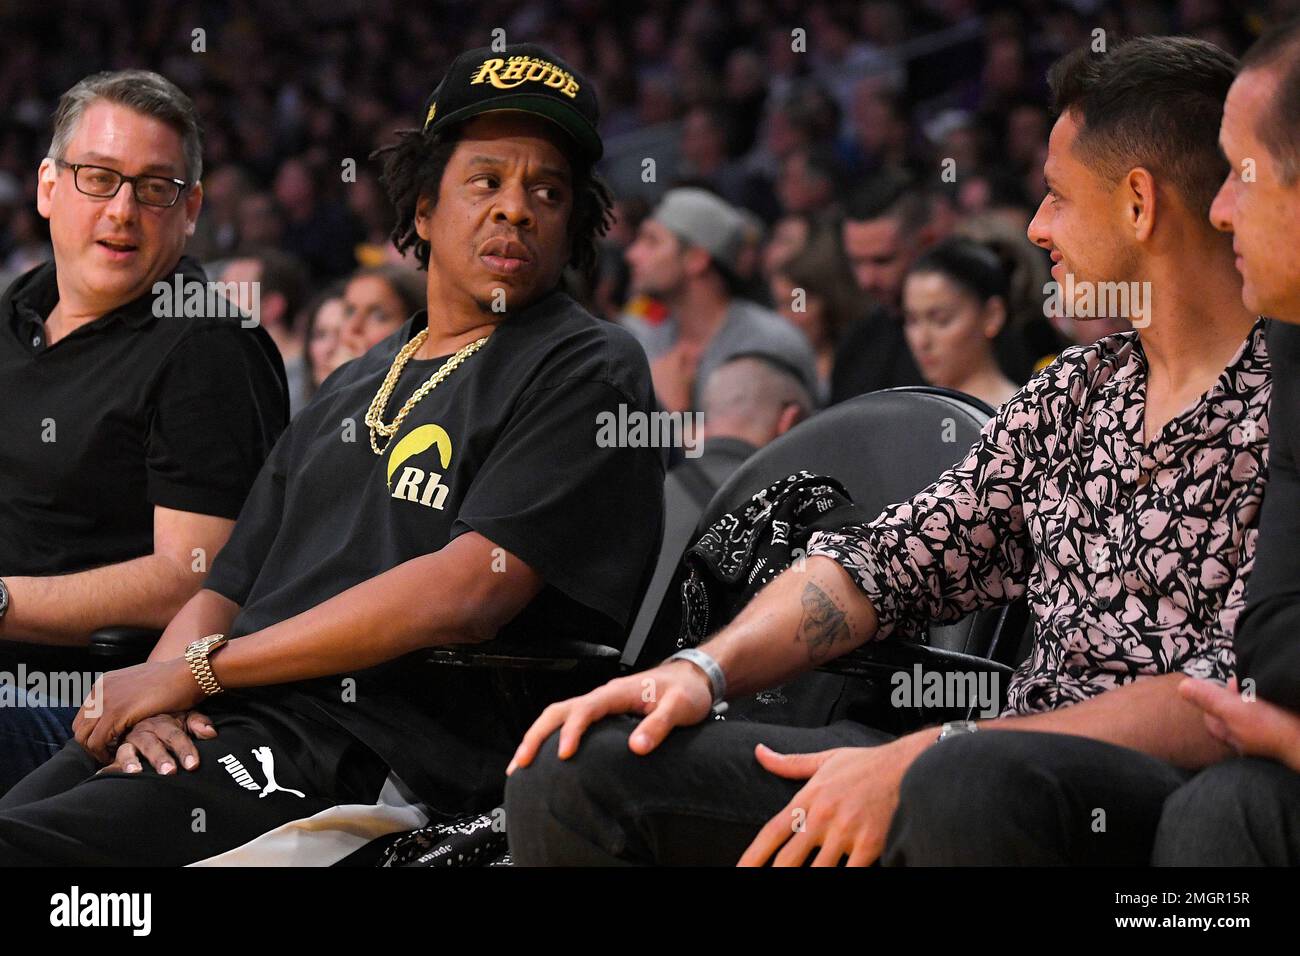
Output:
[667, 647, 727, 707]
[185, 633, 228, 697]
[936, 719, 979, 742]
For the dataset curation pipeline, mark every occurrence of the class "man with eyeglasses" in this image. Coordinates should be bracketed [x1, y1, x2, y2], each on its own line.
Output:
[56, 161, 192, 208]
[0, 70, 287, 790]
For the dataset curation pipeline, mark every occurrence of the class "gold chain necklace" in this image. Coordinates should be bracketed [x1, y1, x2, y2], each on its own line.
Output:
[364, 328, 488, 454]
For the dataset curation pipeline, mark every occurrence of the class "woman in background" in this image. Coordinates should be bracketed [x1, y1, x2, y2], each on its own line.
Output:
[954, 212, 1069, 377]
[901, 237, 1019, 409]
[769, 225, 866, 404]
[300, 281, 347, 404]
[333, 264, 426, 366]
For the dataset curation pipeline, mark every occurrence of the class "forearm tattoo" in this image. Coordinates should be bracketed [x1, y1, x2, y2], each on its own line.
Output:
[795, 580, 852, 663]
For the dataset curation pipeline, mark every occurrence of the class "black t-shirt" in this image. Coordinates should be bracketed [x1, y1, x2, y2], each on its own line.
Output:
[204, 288, 666, 810]
[0, 257, 288, 575]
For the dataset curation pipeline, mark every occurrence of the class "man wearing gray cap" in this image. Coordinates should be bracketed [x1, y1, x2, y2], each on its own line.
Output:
[622, 187, 818, 412]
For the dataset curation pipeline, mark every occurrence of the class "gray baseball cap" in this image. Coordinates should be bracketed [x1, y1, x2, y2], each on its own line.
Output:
[650, 187, 751, 274]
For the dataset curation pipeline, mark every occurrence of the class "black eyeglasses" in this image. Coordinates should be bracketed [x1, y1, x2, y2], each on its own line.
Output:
[56, 160, 189, 208]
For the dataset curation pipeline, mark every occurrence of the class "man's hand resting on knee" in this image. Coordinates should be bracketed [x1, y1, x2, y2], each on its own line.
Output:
[507, 659, 715, 772]
[507, 557, 880, 775]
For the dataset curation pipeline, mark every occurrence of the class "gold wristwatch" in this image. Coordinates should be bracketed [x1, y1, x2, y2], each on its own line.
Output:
[184, 633, 228, 697]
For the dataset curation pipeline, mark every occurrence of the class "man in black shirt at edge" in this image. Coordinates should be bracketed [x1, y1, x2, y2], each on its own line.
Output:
[827, 175, 929, 404]
[0, 44, 665, 865]
[1152, 19, 1300, 865]
[0, 70, 287, 791]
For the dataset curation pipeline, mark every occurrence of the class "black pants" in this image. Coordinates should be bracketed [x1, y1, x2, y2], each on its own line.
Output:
[505, 717, 1191, 865]
[0, 694, 388, 865]
[889, 730, 1193, 864]
[505, 716, 892, 865]
[1152, 757, 1300, 865]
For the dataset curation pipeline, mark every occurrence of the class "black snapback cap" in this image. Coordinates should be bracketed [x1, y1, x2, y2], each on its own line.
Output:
[421, 43, 602, 162]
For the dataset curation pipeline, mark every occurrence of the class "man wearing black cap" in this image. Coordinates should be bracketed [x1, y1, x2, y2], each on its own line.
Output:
[0, 44, 665, 865]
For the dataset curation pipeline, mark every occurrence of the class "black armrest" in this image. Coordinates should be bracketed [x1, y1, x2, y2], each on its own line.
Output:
[87, 627, 162, 664]
[818, 640, 1015, 680]
[425, 637, 622, 672]
[818, 641, 1014, 726]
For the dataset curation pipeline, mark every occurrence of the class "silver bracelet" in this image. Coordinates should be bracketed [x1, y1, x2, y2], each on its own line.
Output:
[667, 648, 727, 707]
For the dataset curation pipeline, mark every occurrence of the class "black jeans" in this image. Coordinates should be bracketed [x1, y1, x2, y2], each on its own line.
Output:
[889, 730, 1194, 864]
[506, 715, 892, 865]
[506, 717, 1193, 865]
[1152, 757, 1300, 865]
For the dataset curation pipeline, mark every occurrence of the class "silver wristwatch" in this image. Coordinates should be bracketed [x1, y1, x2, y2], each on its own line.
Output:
[0, 578, 9, 622]
[936, 719, 979, 742]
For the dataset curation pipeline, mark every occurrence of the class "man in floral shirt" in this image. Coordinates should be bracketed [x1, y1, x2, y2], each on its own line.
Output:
[504, 37, 1270, 866]
[834, 318, 1268, 718]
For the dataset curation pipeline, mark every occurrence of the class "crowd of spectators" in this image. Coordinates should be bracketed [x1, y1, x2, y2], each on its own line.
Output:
[0, 0, 1286, 412]
[3, 0, 1300, 871]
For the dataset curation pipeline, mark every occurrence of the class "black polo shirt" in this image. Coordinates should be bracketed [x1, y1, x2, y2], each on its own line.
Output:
[203, 288, 666, 811]
[0, 256, 288, 576]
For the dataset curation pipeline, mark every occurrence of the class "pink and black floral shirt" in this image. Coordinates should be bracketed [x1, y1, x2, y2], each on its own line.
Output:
[807, 319, 1271, 715]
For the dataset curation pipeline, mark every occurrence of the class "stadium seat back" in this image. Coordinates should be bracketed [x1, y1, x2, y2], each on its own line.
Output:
[697, 386, 994, 534]
[652, 386, 1007, 660]
[620, 386, 1026, 730]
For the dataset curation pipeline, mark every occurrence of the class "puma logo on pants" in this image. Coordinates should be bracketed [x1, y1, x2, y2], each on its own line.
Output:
[219, 748, 306, 799]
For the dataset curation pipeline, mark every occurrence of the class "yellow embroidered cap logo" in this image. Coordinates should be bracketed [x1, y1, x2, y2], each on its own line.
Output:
[418, 44, 601, 161]
[470, 55, 580, 98]
[387, 423, 454, 510]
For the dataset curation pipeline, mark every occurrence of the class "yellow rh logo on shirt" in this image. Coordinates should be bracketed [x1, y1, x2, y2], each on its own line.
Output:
[387, 423, 453, 510]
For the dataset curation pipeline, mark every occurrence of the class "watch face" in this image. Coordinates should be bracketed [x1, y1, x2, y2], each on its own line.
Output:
[940, 721, 976, 739]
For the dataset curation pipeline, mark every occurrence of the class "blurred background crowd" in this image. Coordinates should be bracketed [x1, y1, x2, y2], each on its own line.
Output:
[0, 0, 1292, 417]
